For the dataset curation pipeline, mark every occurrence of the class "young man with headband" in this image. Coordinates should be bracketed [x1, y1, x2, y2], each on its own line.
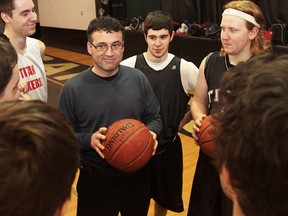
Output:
[187, 1, 270, 215]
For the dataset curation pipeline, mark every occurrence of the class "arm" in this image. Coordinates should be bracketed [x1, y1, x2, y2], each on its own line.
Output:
[190, 57, 209, 139]
[36, 39, 46, 58]
[178, 58, 199, 131]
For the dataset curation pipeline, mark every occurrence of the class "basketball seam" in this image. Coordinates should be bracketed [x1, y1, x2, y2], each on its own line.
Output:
[115, 131, 152, 169]
[106, 125, 146, 161]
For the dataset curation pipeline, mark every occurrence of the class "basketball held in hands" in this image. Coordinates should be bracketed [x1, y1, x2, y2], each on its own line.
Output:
[196, 114, 218, 159]
[102, 118, 154, 172]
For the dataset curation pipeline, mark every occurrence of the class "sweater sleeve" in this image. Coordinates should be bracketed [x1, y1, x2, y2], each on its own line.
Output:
[58, 83, 93, 151]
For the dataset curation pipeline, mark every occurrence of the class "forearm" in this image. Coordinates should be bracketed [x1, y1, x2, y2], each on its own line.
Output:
[190, 98, 208, 121]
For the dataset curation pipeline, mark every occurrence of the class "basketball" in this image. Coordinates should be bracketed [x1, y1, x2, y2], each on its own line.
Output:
[196, 114, 218, 159]
[102, 118, 154, 172]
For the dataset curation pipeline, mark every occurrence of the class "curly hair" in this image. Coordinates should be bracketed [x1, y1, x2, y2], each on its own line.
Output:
[87, 16, 125, 43]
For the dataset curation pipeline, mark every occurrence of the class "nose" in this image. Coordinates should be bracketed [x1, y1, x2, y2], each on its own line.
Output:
[221, 29, 229, 40]
[155, 37, 161, 46]
[105, 46, 114, 55]
[30, 11, 38, 21]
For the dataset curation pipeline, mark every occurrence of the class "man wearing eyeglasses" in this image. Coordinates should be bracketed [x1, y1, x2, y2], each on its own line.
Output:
[58, 16, 162, 216]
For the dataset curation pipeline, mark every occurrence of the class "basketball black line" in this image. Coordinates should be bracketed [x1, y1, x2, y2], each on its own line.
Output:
[115, 130, 152, 169]
[197, 122, 213, 142]
[106, 124, 146, 162]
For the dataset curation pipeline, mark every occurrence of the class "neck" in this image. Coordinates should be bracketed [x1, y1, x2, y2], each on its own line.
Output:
[228, 50, 252, 66]
[233, 200, 246, 216]
[144, 51, 168, 63]
[4, 29, 27, 54]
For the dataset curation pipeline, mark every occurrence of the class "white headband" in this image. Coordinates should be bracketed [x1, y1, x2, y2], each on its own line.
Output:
[222, 8, 260, 28]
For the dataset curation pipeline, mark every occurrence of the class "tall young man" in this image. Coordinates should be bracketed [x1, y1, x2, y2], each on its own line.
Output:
[0, 0, 47, 101]
[188, 1, 270, 215]
[121, 10, 198, 216]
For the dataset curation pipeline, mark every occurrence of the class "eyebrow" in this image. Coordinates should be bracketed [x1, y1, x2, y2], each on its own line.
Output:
[19, 6, 35, 15]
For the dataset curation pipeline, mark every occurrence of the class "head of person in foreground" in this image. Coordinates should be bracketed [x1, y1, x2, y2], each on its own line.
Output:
[217, 53, 288, 216]
[0, 100, 80, 216]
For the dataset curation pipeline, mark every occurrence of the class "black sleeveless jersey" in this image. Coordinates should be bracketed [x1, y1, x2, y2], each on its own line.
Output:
[135, 54, 189, 153]
[204, 51, 234, 114]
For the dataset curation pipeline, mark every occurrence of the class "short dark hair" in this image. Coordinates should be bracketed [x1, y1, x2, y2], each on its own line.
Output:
[0, 0, 15, 24]
[143, 10, 174, 36]
[0, 100, 80, 216]
[87, 16, 125, 43]
[217, 53, 288, 216]
[0, 35, 17, 95]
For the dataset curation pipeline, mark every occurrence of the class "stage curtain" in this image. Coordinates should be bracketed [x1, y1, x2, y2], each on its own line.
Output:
[161, 0, 288, 28]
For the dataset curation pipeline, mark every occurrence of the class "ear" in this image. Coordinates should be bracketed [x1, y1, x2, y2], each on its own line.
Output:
[219, 164, 237, 200]
[249, 27, 259, 40]
[170, 31, 175, 42]
[87, 41, 92, 55]
[53, 199, 69, 216]
[1, 12, 11, 24]
[143, 33, 147, 42]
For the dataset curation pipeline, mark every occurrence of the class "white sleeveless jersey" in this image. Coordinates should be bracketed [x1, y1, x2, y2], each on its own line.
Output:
[18, 37, 47, 102]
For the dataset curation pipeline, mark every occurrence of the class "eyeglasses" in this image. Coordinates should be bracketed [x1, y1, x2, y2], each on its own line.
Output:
[89, 42, 123, 52]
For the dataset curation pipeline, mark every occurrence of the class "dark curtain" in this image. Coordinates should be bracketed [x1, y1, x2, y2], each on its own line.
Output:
[258, 0, 288, 27]
[161, 0, 288, 28]
[161, 0, 229, 24]
[160, 0, 195, 23]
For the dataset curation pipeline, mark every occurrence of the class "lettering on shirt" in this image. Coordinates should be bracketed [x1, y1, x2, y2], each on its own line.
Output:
[19, 65, 43, 92]
[208, 89, 220, 104]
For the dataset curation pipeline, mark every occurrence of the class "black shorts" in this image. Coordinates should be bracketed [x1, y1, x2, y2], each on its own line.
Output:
[77, 163, 151, 216]
[187, 151, 233, 216]
[151, 134, 184, 212]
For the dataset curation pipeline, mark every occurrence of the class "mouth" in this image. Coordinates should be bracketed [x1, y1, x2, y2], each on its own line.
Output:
[154, 48, 163, 53]
[103, 58, 115, 63]
[27, 23, 36, 28]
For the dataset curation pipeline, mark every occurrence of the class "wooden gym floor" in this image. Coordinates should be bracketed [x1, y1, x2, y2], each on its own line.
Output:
[45, 46, 199, 216]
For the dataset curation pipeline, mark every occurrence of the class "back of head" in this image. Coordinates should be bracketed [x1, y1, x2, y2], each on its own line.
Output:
[144, 10, 174, 36]
[87, 16, 125, 43]
[220, 0, 269, 56]
[217, 53, 288, 216]
[0, 35, 17, 95]
[0, 100, 80, 216]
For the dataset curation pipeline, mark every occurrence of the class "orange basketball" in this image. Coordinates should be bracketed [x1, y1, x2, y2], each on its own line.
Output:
[102, 119, 154, 172]
[196, 115, 218, 159]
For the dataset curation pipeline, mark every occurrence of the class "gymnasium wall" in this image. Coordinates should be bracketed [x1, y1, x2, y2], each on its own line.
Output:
[37, 0, 96, 30]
